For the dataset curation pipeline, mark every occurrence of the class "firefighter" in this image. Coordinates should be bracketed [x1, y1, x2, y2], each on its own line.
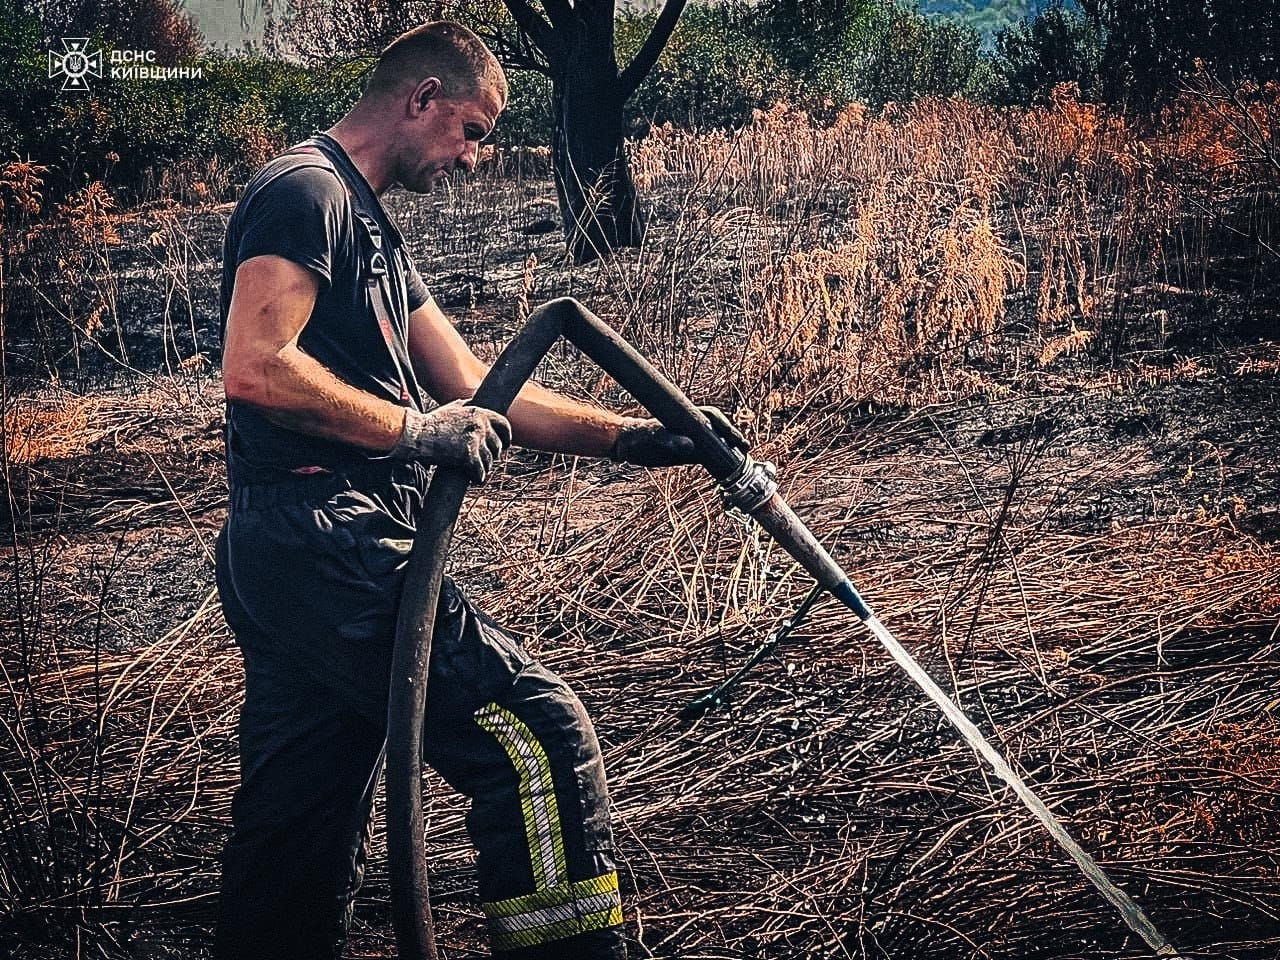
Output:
[213, 19, 741, 960]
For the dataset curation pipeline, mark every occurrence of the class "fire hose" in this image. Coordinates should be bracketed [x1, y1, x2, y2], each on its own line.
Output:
[386, 296, 1183, 960]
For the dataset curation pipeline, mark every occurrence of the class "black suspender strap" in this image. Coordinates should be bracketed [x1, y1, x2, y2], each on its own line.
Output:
[287, 136, 427, 413]
[350, 209, 427, 412]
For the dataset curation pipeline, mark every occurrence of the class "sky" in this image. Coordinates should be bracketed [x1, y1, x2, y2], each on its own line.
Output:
[182, 0, 264, 50]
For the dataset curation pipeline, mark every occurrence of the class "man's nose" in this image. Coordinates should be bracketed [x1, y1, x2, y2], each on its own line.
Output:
[458, 141, 479, 174]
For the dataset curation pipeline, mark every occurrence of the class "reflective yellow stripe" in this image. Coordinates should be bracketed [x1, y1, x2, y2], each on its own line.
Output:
[482, 872, 623, 951]
[474, 703, 568, 889]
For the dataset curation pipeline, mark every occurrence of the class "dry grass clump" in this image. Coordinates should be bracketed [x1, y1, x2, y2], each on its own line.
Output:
[626, 99, 1033, 415]
[745, 202, 1023, 415]
[632, 99, 1031, 412]
[2, 385, 220, 466]
[0, 597, 238, 940]
[1014, 84, 1139, 196]
[2, 395, 105, 465]
[1, 382, 225, 539]
[0, 160, 50, 225]
[1157, 74, 1280, 189]
[3, 168, 219, 386]
[632, 98, 1016, 210]
[627, 83, 1277, 402]
[1, 383, 230, 948]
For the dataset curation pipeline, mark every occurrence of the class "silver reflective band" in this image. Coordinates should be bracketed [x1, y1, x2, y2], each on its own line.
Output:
[482, 872, 623, 951]
[489, 890, 621, 934]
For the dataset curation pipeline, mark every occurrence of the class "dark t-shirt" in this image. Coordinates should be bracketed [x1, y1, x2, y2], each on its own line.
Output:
[220, 136, 432, 484]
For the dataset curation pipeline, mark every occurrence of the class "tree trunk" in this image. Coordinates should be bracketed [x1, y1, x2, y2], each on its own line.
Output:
[550, 40, 644, 263]
[496, 0, 688, 263]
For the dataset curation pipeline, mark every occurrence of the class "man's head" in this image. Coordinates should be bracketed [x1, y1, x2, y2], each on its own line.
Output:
[361, 21, 506, 193]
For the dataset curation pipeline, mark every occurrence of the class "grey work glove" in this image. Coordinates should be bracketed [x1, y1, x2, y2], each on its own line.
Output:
[610, 405, 748, 467]
[390, 400, 512, 484]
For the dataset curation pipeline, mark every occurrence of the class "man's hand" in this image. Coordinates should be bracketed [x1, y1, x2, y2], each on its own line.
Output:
[391, 400, 512, 484]
[611, 406, 748, 467]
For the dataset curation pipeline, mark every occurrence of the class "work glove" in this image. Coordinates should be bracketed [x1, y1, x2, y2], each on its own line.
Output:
[610, 406, 748, 467]
[390, 400, 512, 484]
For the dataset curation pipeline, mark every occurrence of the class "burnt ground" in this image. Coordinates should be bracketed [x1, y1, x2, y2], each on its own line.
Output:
[6, 345, 1278, 661]
[2, 178, 1279, 959]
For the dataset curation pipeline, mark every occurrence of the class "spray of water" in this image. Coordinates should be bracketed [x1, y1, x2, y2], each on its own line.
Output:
[860, 610, 1182, 958]
[708, 431, 1180, 953]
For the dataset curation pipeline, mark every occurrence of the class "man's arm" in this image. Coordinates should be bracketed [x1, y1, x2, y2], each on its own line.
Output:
[224, 255, 510, 481]
[224, 254, 407, 450]
[406, 296, 637, 457]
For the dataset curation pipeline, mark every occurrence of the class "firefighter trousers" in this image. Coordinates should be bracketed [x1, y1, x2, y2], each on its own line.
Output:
[212, 461, 625, 959]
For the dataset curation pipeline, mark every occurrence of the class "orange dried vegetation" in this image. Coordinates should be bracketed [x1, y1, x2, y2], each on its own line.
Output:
[58, 181, 122, 247]
[746, 202, 1022, 412]
[2, 397, 103, 466]
[0, 159, 50, 222]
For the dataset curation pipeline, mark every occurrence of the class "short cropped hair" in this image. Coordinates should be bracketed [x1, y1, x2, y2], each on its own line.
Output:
[365, 21, 506, 103]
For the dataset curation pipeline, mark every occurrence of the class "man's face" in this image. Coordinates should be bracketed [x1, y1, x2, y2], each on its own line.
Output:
[400, 80, 503, 193]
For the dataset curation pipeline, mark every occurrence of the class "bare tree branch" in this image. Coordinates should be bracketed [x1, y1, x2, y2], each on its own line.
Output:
[500, 0, 556, 59]
[489, 25, 553, 75]
[619, 0, 688, 99]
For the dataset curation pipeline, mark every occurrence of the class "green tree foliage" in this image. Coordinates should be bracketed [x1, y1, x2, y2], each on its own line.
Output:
[757, 0, 987, 106]
[995, 0, 1279, 106]
[619, 0, 988, 127]
[995, 2, 1103, 103]
[0, 0, 368, 205]
[0, 2, 52, 166]
[28, 0, 203, 62]
[491, 64, 553, 145]
[263, 0, 438, 63]
[922, 0, 1039, 41]
[759, 0, 878, 86]
[850, 2, 986, 105]
[1081, 0, 1279, 104]
[619, 1, 792, 131]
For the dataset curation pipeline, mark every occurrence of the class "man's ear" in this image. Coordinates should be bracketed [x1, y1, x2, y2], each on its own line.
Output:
[409, 77, 443, 116]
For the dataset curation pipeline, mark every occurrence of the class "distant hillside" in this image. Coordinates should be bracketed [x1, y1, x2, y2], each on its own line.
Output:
[622, 1, 1063, 43]
[919, 0, 1060, 41]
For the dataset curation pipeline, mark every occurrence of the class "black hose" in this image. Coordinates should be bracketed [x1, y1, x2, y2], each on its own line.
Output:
[388, 299, 1184, 960]
[386, 297, 745, 959]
